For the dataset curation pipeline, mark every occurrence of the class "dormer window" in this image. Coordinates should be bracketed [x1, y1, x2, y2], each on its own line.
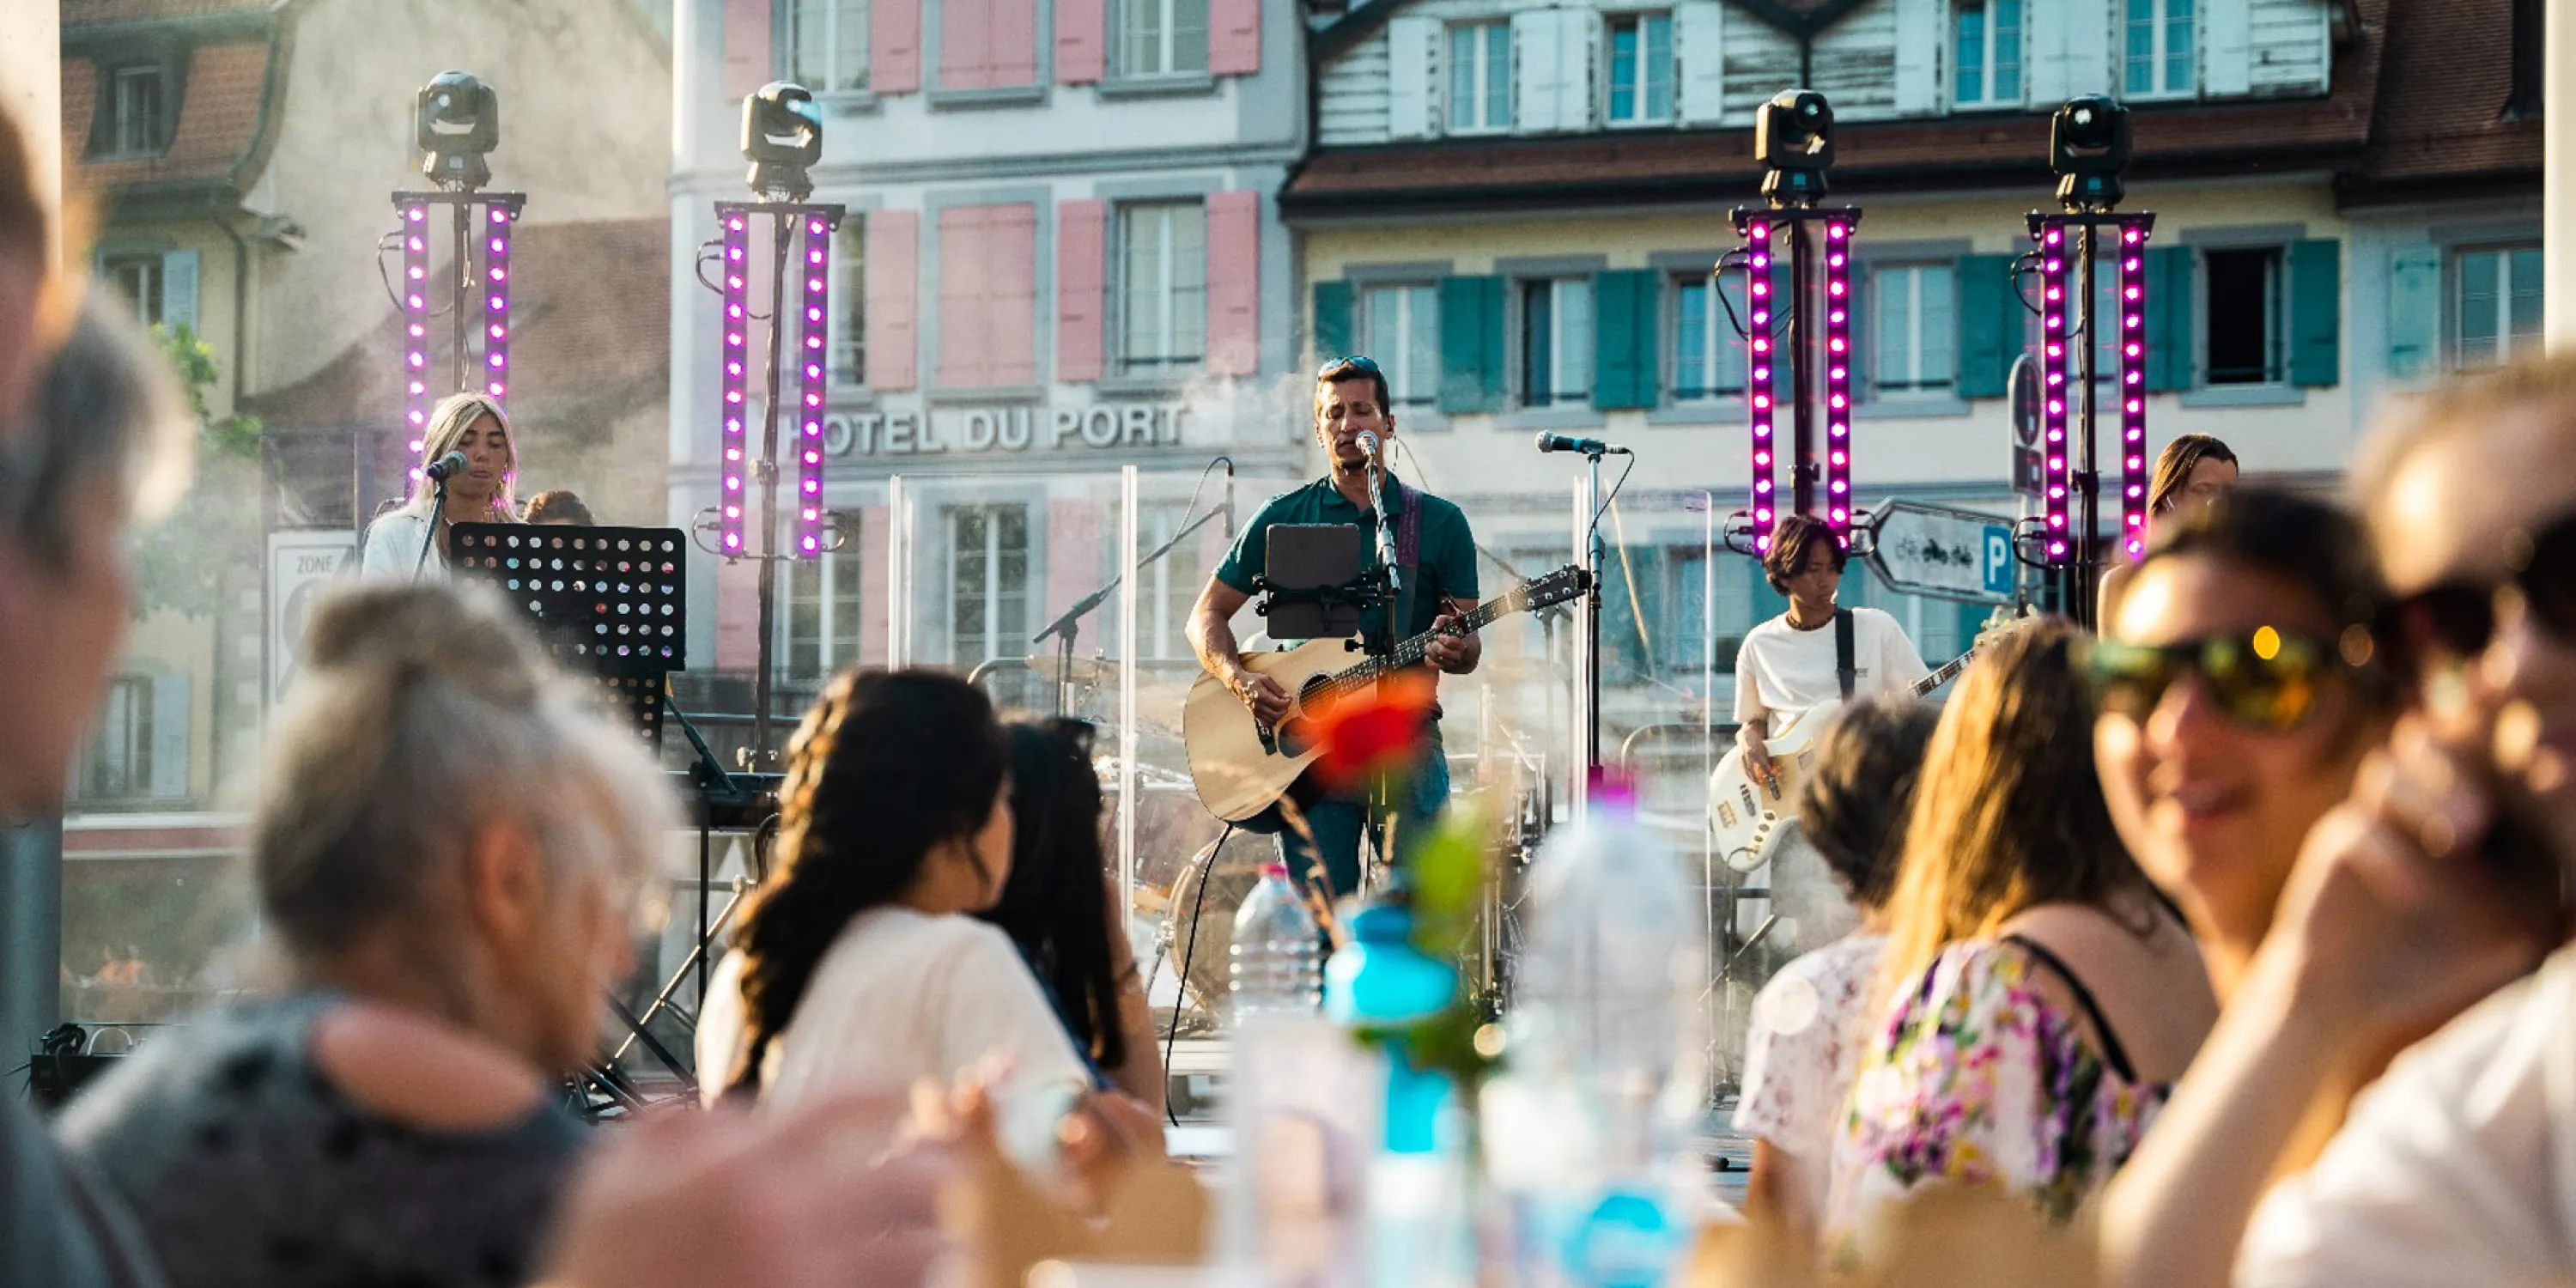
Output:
[105, 63, 169, 156]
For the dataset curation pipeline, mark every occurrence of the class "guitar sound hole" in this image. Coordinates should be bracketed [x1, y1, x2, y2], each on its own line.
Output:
[1273, 715, 1313, 758]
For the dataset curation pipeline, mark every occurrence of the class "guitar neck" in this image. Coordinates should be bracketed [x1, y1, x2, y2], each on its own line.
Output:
[1912, 646, 1978, 696]
[1318, 591, 1522, 697]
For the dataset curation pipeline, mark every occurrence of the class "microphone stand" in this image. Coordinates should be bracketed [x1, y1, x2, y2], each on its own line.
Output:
[1030, 505, 1227, 717]
[412, 475, 450, 576]
[1583, 447, 1604, 777]
[1361, 446, 1405, 891]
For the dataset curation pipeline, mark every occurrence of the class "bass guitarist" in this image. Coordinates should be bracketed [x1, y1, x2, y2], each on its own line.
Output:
[1186, 355, 1481, 900]
[1735, 513, 1930, 789]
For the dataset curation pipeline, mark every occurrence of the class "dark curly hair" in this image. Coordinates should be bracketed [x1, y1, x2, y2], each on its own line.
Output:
[975, 720, 1126, 1071]
[1795, 694, 1941, 910]
[1762, 513, 1845, 593]
[720, 668, 1009, 1096]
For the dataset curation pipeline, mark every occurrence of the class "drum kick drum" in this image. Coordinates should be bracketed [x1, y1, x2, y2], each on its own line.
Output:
[1159, 828, 1277, 1019]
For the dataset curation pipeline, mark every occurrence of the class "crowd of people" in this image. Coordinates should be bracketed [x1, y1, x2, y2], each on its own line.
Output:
[9, 94, 2576, 1288]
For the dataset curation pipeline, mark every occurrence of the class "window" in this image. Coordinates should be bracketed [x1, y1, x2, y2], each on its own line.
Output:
[1137, 505, 1206, 660]
[787, 549, 866, 679]
[2456, 245, 2543, 369]
[81, 677, 153, 800]
[105, 64, 166, 156]
[2204, 246, 2285, 385]
[1118, 203, 1206, 376]
[1953, 0, 2023, 106]
[831, 224, 866, 386]
[1671, 270, 1748, 402]
[948, 503, 1029, 668]
[1361, 283, 1438, 406]
[1606, 13, 1674, 126]
[1519, 277, 1594, 408]
[788, 0, 871, 94]
[1121, 0, 1210, 76]
[1447, 22, 1510, 134]
[1871, 264, 1957, 398]
[104, 254, 162, 327]
[2124, 0, 2196, 98]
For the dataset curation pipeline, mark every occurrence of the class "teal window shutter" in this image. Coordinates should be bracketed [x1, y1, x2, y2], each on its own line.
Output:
[1311, 280, 1354, 365]
[1438, 275, 1504, 413]
[1956, 254, 2017, 398]
[2385, 245, 2440, 383]
[1592, 269, 1658, 410]
[2147, 246, 2195, 392]
[149, 671, 190, 800]
[2288, 238, 2342, 388]
[161, 248, 200, 336]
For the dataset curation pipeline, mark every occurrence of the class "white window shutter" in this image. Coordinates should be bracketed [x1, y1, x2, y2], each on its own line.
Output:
[2386, 245, 2441, 383]
[2063, 0, 2111, 96]
[1388, 16, 1439, 139]
[1675, 1, 1724, 125]
[149, 672, 190, 799]
[1565, 9, 1601, 131]
[1893, 0, 1939, 112]
[2204, 0, 2251, 95]
[161, 248, 199, 335]
[1511, 9, 1558, 131]
[2026, 0, 2069, 101]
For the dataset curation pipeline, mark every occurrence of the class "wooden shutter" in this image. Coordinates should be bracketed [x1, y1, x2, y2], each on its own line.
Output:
[722, 0, 773, 100]
[1312, 280, 1354, 363]
[2146, 245, 2194, 392]
[2288, 238, 2342, 388]
[1211, 0, 1262, 76]
[865, 210, 919, 391]
[1592, 269, 1659, 410]
[989, 0, 1039, 87]
[1055, 199, 1106, 381]
[160, 248, 199, 334]
[1893, 0, 1939, 112]
[1387, 16, 1440, 139]
[872, 0, 923, 94]
[1204, 191, 1261, 375]
[1674, 1, 1724, 125]
[2385, 244, 2440, 383]
[1057, 0, 1105, 84]
[2204, 0, 2252, 95]
[1956, 252, 2019, 399]
[1437, 275, 1504, 413]
[148, 672, 189, 800]
[1511, 9, 1559, 131]
[990, 204, 1038, 384]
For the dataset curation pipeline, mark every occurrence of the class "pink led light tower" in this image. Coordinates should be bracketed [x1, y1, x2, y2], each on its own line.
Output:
[400, 202, 432, 471]
[2038, 225, 2075, 563]
[717, 210, 752, 556]
[2117, 219, 2152, 560]
[386, 189, 526, 484]
[1822, 219, 1855, 535]
[1745, 220, 1777, 551]
[483, 206, 513, 400]
[795, 212, 831, 557]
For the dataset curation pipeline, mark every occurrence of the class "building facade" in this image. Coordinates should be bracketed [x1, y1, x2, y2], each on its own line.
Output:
[669, 0, 1311, 738]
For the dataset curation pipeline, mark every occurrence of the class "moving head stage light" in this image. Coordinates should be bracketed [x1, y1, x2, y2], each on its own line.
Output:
[2051, 94, 2132, 210]
[1756, 89, 1835, 207]
[744, 82, 823, 204]
[416, 70, 498, 191]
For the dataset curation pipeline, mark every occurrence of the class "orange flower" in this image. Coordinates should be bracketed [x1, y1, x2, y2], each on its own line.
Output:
[1308, 672, 1437, 791]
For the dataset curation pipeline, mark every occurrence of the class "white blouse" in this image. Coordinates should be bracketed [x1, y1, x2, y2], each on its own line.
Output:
[1734, 933, 1885, 1218]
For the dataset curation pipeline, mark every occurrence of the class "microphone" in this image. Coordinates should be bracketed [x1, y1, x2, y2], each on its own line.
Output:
[1356, 429, 1381, 459]
[424, 452, 471, 482]
[1534, 432, 1631, 456]
[1220, 455, 1236, 544]
[1353, 432, 1400, 592]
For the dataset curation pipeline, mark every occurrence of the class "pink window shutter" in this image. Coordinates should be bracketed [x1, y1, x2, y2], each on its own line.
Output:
[1057, 0, 1106, 84]
[992, 204, 1040, 385]
[1205, 191, 1261, 375]
[1056, 200, 1108, 382]
[721, 0, 772, 101]
[989, 0, 1041, 86]
[941, 0, 994, 88]
[872, 0, 922, 94]
[938, 207, 991, 387]
[865, 211, 920, 392]
[1209, 0, 1261, 76]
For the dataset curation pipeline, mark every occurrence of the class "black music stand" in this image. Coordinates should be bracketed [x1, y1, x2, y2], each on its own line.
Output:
[450, 524, 688, 744]
[1254, 524, 1385, 645]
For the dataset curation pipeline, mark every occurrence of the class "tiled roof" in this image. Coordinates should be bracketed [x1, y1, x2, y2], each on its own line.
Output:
[62, 41, 273, 190]
[2351, 0, 2540, 195]
[1287, 0, 2395, 216]
[250, 218, 673, 436]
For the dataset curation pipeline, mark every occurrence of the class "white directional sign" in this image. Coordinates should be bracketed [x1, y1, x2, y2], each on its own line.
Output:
[268, 531, 359, 706]
[1863, 500, 2020, 604]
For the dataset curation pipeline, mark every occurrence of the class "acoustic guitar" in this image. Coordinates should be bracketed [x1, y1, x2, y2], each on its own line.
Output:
[1182, 566, 1592, 823]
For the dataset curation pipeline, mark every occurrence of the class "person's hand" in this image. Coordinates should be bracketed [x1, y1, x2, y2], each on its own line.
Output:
[2266, 718, 2556, 1065]
[536, 1091, 950, 1288]
[1738, 727, 1776, 791]
[1233, 669, 1293, 726]
[1060, 1090, 1167, 1215]
[1423, 613, 1471, 673]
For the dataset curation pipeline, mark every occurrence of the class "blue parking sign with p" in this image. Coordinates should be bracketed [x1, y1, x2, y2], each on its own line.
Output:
[1982, 525, 2015, 598]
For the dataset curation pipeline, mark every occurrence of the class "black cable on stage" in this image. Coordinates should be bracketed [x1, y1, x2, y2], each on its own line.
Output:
[1164, 821, 1234, 1128]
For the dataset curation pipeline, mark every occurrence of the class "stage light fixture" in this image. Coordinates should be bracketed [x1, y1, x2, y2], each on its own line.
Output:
[2117, 220, 2151, 559]
[483, 205, 513, 401]
[400, 202, 432, 477]
[1756, 89, 1835, 206]
[1746, 221, 1777, 551]
[2050, 95, 2131, 210]
[795, 212, 831, 557]
[2038, 227, 2073, 562]
[743, 82, 823, 203]
[718, 211, 752, 556]
[1823, 219, 1854, 540]
[416, 71, 499, 191]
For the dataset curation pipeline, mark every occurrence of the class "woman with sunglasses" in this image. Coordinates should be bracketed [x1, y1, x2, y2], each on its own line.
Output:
[976, 718, 1165, 1112]
[2090, 489, 2394, 1007]
[1825, 620, 2216, 1266]
[2100, 358, 2576, 1288]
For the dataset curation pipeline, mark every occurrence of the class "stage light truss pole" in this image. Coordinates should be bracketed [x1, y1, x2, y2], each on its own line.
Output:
[1729, 204, 1864, 550]
[711, 200, 847, 762]
[391, 190, 525, 483]
[2027, 210, 2154, 620]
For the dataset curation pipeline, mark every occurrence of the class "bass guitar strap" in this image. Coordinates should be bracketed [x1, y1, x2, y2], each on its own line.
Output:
[1835, 608, 1856, 700]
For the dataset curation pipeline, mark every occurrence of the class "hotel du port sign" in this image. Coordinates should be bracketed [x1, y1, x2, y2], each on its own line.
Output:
[814, 402, 1189, 459]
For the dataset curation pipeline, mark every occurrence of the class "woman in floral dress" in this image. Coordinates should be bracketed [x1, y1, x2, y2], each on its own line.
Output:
[1824, 619, 2218, 1264]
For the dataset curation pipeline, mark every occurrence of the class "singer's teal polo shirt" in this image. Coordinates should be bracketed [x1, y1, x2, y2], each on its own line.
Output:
[1213, 473, 1479, 641]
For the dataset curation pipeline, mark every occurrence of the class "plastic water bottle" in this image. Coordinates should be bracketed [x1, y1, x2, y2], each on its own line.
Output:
[1491, 777, 1709, 1288]
[1324, 892, 1473, 1288]
[1230, 863, 1322, 1024]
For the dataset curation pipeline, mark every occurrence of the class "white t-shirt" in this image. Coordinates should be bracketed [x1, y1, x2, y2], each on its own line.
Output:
[2235, 944, 2576, 1287]
[1734, 607, 1930, 738]
[359, 509, 443, 580]
[696, 907, 1094, 1172]
[1734, 933, 1886, 1220]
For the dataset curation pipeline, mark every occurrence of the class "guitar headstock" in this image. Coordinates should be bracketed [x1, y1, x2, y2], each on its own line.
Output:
[1971, 603, 2042, 650]
[1510, 565, 1593, 616]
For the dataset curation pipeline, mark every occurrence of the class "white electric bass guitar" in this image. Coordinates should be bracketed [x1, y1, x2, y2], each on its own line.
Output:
[1707, 611, 2026, 873]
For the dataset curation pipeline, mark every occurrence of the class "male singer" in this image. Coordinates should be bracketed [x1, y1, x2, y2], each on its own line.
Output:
[1187, 355, 1480, 899]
